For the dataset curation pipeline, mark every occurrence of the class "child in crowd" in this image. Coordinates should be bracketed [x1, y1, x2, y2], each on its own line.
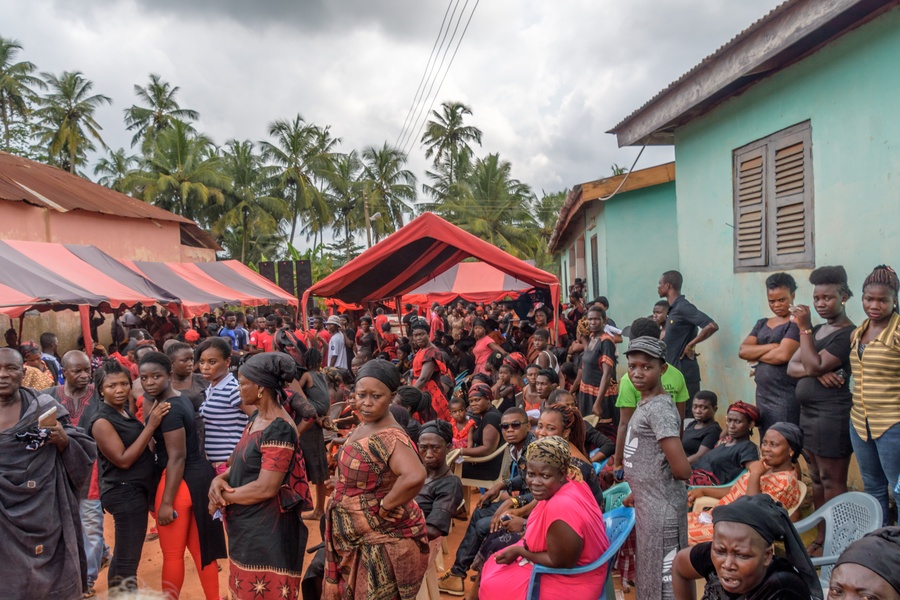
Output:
[681, 390, 723, 465]
[449, 396, 475, 449]
[621, 336, 691, 600]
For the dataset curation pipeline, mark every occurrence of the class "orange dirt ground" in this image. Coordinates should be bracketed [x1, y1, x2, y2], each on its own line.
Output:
[90, 489, 633, 599]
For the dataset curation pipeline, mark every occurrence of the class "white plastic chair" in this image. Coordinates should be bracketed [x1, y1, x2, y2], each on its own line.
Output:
[793, 491, 882, 592]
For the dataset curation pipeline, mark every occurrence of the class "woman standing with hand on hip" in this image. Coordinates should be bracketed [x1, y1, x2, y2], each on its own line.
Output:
[324, 359, 429, 600]
[787, 266, 855, 554]
[849, 265, 900, 526]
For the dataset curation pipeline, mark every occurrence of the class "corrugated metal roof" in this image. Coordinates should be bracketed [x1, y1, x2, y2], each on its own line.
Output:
[0, 151, 193, 223]
[610, 0, 800, 132]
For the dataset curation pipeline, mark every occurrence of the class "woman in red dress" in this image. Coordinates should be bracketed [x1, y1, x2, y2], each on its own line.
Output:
[410, 318, 452, 422]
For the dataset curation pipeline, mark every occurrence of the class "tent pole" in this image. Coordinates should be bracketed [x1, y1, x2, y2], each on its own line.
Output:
[300, 290, 311, 331]
[79, 306, 93, 355]
[394, 296, 402, 334]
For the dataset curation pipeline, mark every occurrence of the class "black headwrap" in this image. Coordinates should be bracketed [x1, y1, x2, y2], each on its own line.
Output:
[397, 385, 428, 412]
[835, 526, 900, 596]
[409, 317, 430, 333]
[357, 358, 401, 393]
[239, 353, 298, 403]
[473, 318, 486, 329]
[768, 422, 804, 461]
[713, 495, 822, 599]
[419, 419, 453, 445]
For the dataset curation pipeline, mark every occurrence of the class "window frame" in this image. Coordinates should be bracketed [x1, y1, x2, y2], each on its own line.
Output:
[732, 121, 814, 272]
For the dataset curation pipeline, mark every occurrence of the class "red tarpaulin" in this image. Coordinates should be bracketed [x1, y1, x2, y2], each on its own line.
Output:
[303, 212, 560, 332]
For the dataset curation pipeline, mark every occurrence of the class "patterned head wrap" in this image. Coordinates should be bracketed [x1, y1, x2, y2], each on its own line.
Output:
[727, 401, 760, 424]
[322, 367, 344, 388]
[503, 352, 527, 374]
[525, 435, 582, 482]
[468, 382, 493, 400]
[18, 341, 41, 358]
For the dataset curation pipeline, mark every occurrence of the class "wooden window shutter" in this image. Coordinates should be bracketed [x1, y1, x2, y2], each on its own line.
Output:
[769, 124, 813, 267]
[733, 146, 767, 269]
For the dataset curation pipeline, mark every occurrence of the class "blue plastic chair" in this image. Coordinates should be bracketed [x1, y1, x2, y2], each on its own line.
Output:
[592, 457, 610, 475]
[525, 506, 636, 600]
[793, 491, 882, 593]
[602, 482, 631, 511]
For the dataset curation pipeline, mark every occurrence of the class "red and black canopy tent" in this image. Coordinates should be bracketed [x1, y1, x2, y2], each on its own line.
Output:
[302, 212, 561, 334]
[0, 240, 298, 353]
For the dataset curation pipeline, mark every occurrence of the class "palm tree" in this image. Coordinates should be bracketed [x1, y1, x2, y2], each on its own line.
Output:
[124, 73, 199, 148]
[420, 101, 482, 188]
[93, 147, 137, 192]
[361, 142, 416, 241]
[212, 140, 288, 263]
[34, 71, 111, 173]
[261, 115, 337, 247]
[437, 153, 538, 258]
[0, 37, 44, 151]
[533, 189, 568, 270]
[124, 120, 229, 224]
[326, 151, 365, 260]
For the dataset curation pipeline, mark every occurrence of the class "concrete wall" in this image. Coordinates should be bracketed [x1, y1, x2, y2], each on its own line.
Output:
[0, 203, 216, 262]
[558, 180, 679, 330]
[672, 7, 900, 404]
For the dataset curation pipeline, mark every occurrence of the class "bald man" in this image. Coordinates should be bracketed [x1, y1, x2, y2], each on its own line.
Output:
[41, 350, 109, 595]
[0, 347, 97, 599]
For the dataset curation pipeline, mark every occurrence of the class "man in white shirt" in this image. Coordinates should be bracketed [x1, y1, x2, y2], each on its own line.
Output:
[326, 315, 348, 369]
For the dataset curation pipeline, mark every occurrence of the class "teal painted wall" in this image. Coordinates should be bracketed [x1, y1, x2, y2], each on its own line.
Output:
[559, 179, 679, 337]
[673, 7, 900, 404]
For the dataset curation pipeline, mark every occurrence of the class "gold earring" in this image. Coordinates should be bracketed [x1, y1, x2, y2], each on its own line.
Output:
[257, 390, 263, 399]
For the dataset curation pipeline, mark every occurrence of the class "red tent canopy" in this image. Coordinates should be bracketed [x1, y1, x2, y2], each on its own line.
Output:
[303, 212, 560, 328]
[403, 261, 533, 306]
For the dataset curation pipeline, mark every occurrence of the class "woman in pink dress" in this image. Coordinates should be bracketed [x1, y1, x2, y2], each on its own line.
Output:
[473, 319, 506, 375]
[479, 436, 609, 600]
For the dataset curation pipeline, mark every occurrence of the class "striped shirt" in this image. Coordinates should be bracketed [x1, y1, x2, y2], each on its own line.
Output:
[199, 373, 248, 461]
[850, 312, 900, 439]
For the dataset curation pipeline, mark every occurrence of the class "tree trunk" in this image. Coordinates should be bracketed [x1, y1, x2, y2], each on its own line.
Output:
[2, 104, 9, 152]
[289, 205, 298, 246]
[241, 212, 248, 263]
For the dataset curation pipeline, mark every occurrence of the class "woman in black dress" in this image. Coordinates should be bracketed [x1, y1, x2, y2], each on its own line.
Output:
[295, 347, 331, 521]
[575, 306, 618, 437]
[787, 265, 855, 556]
[459, 382, 503, 481]
[208, 353, 311, 600]
[90, 360, 170, 590]
[738, 273, 801, 437]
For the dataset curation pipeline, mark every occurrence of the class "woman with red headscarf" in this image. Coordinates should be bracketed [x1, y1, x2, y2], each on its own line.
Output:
[688, 401, 760, 486]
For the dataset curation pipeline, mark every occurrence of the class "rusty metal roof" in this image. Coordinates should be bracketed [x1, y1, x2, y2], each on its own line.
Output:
[0, 151, 194, 223]
[0, 151, 221, 251]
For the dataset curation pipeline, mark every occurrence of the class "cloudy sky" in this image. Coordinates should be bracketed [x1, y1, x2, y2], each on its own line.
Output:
[4, 0, 782, 249]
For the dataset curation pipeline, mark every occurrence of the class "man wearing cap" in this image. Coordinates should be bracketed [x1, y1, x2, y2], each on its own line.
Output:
[325, 315, 348, 369]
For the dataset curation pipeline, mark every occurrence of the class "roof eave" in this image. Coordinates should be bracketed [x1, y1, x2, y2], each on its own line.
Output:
[609, 0, 893, 147]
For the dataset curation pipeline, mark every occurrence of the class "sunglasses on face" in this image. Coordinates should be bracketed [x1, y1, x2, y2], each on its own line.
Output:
[500, 421, 524, 430]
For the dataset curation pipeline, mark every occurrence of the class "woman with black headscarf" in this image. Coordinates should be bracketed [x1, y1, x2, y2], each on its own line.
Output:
[829, 526, 900, 599]
[395, 385, 435, 441]
[687, 422, 805, 545]
[410, 317, 453, 421]
[672, 494, 821, 600]
[208, 353, 312, 600]
[323, 359, 429, 600]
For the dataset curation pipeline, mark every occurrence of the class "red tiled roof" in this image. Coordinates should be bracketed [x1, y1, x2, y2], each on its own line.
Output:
[0, 151, 192, 223]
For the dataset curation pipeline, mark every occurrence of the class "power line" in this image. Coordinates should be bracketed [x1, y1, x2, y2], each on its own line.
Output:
[402, 0, 480, 158]
[394, 0, 459, 148]
[398, 0, 472, 153]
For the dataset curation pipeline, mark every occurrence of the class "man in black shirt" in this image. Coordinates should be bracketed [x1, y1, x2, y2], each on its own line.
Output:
[658, 270, 719, 398]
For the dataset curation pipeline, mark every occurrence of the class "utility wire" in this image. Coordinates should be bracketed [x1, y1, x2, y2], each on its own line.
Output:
[402, 0, 480, 158]
[394, 0, 459, 148]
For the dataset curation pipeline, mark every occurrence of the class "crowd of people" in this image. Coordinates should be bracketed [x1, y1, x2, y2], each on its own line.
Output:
[0, 263, 898, 600]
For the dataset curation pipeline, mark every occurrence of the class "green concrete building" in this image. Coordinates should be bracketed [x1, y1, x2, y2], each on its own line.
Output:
[599, 0, 900, 404]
